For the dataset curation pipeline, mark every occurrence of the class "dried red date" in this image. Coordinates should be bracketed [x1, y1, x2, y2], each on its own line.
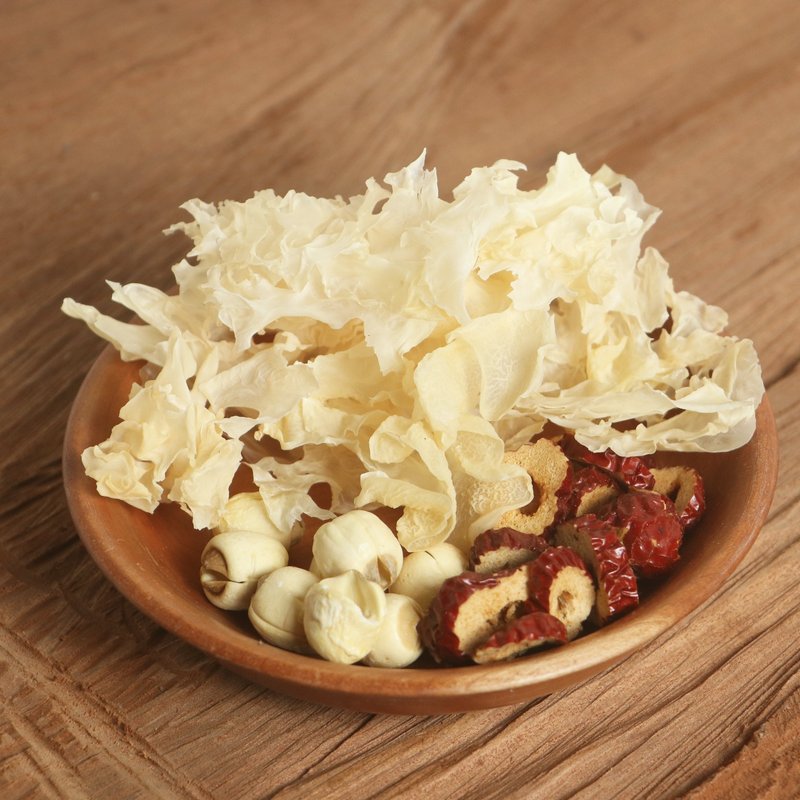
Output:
[469, 527, 549, 574]
[422, 433, 705, 669]
[567, 465, 620, 518]
[500, 439, 573, 535]
[651, 466, 706, 529]
[528, 546, 595, 640]
[472, 611, 567, 663]
[607, 491, 684, 578]
[418, 565, 531, 665]
[554, 515, 639, 624]
[561, 435, 655, 491]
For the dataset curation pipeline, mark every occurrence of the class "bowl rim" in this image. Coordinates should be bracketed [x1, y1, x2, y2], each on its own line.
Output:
[62, 346, 779, 713]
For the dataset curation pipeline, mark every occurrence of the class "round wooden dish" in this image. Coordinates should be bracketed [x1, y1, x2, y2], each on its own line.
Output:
[63, 347, 779, 715]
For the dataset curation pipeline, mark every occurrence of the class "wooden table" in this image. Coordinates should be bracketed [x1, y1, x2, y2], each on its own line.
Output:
[3, 1, 799, 797]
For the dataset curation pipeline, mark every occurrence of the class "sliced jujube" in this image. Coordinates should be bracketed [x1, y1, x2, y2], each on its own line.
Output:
[472, 611, 567, 663]
[561, 435, 655, 491]
[469, 527, 549, 574]
[651, 465, 706, 529]
[417, 565, 531, 665]
[499, 439, 573, 536]
[607, 491, 684, 578]
[554, 515, 639, 624]
[528, 546, 595, 640]
[568, 465, 620, 518]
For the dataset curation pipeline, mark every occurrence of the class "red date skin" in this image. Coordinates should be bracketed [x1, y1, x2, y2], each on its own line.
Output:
[562, 435, 655, 491]
[680, 476, 705, 529]
[418, 568, 528, 665]
[470, 527, 549, 572]
[607, 491, 684, 578]
[553, 457, 575, 523]
[474, 611, 567, 662]
[555, 515, 639, 623]
[651, 466, 706, 530]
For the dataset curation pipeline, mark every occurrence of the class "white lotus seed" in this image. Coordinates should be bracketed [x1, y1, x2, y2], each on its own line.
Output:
[200, 530, 289, 611]
[303, 570, 386, 664]
[312, 510, 403, 589]
[248, 566, 318, 653]
[389, 543, 468, 610]
[216, 492, 296, 547]
[363, 593, 423, 668]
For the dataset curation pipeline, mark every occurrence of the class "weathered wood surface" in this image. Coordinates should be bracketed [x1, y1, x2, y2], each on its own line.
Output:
[2, 0, 799, 797]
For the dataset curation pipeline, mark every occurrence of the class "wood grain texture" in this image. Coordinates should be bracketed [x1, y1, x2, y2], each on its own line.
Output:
[1, 0, 798, 797]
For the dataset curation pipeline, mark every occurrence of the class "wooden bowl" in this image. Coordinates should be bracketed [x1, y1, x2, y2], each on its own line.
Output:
[63, 347, 778, 714]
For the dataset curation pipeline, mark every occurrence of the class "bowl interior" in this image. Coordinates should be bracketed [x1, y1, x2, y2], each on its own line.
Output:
[63, 347, 778, 714]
